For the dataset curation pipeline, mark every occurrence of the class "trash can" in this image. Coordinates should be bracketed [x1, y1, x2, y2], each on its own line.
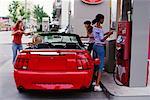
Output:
[105, 40, 116, 73]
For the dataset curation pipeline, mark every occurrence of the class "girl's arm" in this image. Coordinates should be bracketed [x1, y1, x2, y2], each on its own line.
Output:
[104, 32, 109, 36]
[104, 30, 113, 36]
[11, 30, 23, 35]
[11, 31, 17, 35]
[23, 32, 31, 36]
[101, 31, 113, 42]
[87, 32, 91, 37]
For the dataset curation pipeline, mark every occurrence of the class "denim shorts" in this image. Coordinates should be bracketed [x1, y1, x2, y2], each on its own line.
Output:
[93, 44, 105, 72]
[12, 42, 23, 63]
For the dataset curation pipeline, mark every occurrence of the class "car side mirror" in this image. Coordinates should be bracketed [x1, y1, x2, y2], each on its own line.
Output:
[94, 58, 100, 65]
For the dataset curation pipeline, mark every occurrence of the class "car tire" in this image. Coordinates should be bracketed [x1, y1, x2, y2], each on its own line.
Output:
[82, 81, 94, 92]
[87, 82, 94, 91]
[17, 87, 26, 93]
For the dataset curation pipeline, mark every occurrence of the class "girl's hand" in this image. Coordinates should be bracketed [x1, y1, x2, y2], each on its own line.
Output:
[108, 31, 113, 36]
[12, 30, 23, 35]
[17, 30, 23, 33]
[24, 33, 30, 36]
[24, 32, 33, 36]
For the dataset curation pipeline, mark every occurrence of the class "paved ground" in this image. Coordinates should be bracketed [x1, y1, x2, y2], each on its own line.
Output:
[0, 31, 108, 100]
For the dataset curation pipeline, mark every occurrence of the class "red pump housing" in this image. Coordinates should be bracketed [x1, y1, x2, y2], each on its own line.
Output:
[116, 21, 131, 86]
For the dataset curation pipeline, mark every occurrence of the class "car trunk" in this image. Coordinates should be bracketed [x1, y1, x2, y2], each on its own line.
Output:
[15, 49, 92, 72]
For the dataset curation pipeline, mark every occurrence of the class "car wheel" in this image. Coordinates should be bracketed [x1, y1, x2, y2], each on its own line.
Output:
[87, 82, 94, 91]
[82, 81, 94, 92]
[17, 87, 26, 93]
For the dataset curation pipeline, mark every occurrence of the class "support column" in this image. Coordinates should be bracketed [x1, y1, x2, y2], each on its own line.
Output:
[122, 0, 132, 21]
[129, 0, 150, 87]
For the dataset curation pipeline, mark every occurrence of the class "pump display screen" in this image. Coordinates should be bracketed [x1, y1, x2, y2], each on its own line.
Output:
[117, 36, 123, 43]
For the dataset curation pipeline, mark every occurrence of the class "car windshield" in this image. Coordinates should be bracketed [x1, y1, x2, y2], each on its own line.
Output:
[42, 35, 78, 43]
[29, 33, 84, 50]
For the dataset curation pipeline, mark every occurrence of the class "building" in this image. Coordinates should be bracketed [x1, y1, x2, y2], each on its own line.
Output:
[71, 0, 111, 36]
[51, 0, 62, 31]
[52, 0, 115, 37]
[0, 17, 11, 31]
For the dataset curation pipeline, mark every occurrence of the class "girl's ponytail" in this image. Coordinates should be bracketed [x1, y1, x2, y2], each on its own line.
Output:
[92, 14, 104, 25]
[92, 19, 97, 25]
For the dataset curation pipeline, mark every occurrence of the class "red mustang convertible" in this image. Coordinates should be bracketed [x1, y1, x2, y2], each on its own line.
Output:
[14, 33, 99, 93]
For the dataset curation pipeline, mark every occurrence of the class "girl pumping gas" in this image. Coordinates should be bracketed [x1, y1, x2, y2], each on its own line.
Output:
[92, 14, 113, 91]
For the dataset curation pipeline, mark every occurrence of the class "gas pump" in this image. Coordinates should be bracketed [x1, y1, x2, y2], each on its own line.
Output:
[115, 21, 131, 86]
[147, 25, 150, 85]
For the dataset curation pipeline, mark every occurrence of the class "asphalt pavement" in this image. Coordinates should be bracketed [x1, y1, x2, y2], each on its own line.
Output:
[0, 31, 108, 100]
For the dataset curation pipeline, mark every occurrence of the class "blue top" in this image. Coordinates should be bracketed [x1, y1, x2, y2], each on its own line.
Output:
[92, 27, 105, 46]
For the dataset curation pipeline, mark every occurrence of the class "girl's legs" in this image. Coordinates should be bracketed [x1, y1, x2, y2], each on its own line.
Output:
[92, 50, 98, 83]
[96, 71, 102, 85]
[88, 43, 94, 54]
[12, 43, 23, 63]
[93, 45, 105, 91]
[96, 46, 105, 85]
[12, 43, 18, 63]
[18, 44, 23, 51]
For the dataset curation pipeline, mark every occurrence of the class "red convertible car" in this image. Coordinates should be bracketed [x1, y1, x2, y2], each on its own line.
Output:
[14, 33, 99, 93]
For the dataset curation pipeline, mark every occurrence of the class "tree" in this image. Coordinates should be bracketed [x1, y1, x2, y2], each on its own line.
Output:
[19, 6, 31, 22]
[33, 5, 49, 23]
[8, 1, 19, 23]
[25, 10, 31, 22]
[8, 0, 31, 23]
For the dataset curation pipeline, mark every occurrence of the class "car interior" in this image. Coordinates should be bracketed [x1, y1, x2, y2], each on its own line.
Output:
[35, 42, 82, 49]
[26, 34, 84, 50]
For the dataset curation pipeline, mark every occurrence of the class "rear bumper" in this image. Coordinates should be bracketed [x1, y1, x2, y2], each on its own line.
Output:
[14, 69, 93, 90]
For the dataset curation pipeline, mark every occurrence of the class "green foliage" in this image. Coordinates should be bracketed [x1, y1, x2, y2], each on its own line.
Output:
[52, 10, 56, 18]
[8, 1, 19, 23]
[33, 5, 49, 23]
[8, 0, 31, 23]
[25, 10, 31, 21]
